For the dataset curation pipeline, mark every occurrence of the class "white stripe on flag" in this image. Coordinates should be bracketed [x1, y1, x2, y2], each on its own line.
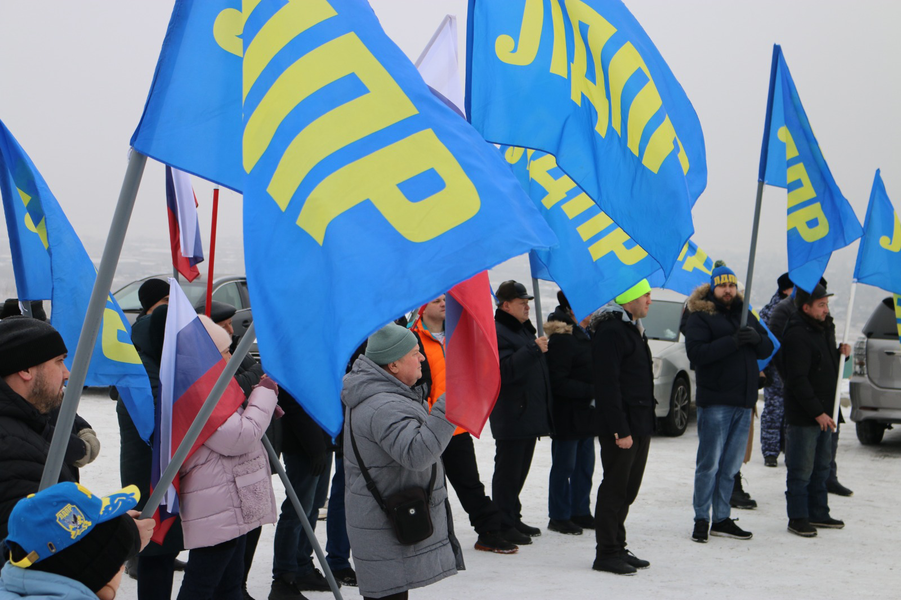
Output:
[171, 168, 201, 261]
[415, 15, 464, 112]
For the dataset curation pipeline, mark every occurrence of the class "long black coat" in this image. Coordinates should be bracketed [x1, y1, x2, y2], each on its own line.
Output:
[683, 285, 774, 409]
[0, 379, 78, 539]
[544, 307, 595, 440]
[490, 309, 552, 440]
[590, 306, 656, 438]
[781, 311, 842, 426]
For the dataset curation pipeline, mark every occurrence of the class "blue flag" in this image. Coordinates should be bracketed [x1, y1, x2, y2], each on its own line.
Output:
[467, 0, 706, 273]
[241, 0, 557, 436]
[131, 0, 244, 191]
[758, 45, 862, 292]
[0, 120, 156, 441]
[646, 239, 715, 296]
[854, 170, 901, 294]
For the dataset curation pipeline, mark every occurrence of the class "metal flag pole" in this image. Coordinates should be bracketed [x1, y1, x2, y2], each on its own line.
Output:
[40, 150, 148, 490]
[262, 436, 344, 600]
[832, 280, 858, 423]
[740, 180, 766, 328]
[205, 185, 220, 317]
[139, 322, 256, 519]
[532, 277, 544, 336]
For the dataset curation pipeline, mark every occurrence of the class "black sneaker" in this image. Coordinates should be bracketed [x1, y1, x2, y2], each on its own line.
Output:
[620, 550, 650, 569]
[710, 518, 752, 540]
[764, 455, 778, 467]
[570, 514, 596, 529]
[292, 568, 334, 592]
[502, 526, 532, 545]
[691, 519, 709, 543]
[592, 556, 637, 575]
[269, 577, 310, 600]
[826, 480, 854, 497]
[547, 519, 583, 535]
[475, 531, 519, 554]
[787, 518, 817, 537]
[810, 517, 845, 529]
[514, 521, 542, 537]
[331, 568, 358, 587]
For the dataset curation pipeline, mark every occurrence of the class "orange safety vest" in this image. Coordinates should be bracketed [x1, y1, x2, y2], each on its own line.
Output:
[412, 318, 466, 436]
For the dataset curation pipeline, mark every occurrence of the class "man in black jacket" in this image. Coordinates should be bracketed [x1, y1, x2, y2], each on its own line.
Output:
[491, 280, 552, 539]
[0, 316, 75, 538]
[781, 285, 850, 537]
[684, 266, 773, 543]
[590, 280, 656, 576]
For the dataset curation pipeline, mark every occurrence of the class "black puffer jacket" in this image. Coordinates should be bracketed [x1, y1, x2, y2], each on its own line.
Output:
[590, 304, 656, 438]
[0, 379, 78, 538]
[781, 311, 842, 426]
[490, 309, 552, 440]
[544, 307, 595, 440]
[683, 285, 774, 409]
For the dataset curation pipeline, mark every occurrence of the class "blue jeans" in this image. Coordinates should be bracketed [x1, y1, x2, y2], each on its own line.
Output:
[272, 452, 331, 579]
[548, 438, 595, 520]
[326, 457, 352, 571]
[693, 405, 752, 523]
[785, 424, 833, 520]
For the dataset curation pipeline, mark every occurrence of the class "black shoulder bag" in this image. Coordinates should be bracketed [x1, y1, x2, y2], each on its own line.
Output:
[348, 411, 436, 545]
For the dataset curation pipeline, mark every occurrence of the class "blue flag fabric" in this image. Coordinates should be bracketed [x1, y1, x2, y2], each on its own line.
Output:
[467, 0, 706, 273]
[241, 0, 557, 436]
[0, 120, 156, 441]
[646, 239, 715, 296]
[131, 0, 244, 191]
[758, 45, 862, 292]
[854, 170, 901, 294]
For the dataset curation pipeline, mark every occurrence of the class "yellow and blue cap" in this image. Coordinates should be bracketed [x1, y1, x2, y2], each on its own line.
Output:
[6, 482, 140, 568]
[710, 265, 738, 289]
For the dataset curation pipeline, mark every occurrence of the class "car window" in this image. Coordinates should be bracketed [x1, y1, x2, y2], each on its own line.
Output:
[113, 280, 145, 311]
[863, 297, 898, 340]
[213, 282, 244, 310]
[642, 300, 684, 342]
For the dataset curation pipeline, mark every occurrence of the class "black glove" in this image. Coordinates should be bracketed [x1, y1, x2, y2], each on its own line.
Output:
[309, 452, 330, 477]
[734, 327, 761, 347]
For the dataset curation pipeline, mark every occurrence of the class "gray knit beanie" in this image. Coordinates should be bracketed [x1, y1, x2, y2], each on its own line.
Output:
[365, 324, 418, 365]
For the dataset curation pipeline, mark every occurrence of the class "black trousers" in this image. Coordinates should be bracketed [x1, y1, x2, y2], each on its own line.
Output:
[492, 437, 537, 526]
[442, 432, 505, 534]
[595, 435, 651, 558]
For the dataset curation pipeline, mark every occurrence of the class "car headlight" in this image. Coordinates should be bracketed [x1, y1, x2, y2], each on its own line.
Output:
[652, 357, 662, 378]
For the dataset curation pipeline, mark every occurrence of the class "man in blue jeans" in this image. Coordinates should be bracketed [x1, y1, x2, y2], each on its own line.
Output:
[683, 265, 773, 543]
[780, 284, 849, 537]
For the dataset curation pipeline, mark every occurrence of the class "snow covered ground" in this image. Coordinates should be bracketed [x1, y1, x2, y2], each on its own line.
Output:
[72, 389, 899, 600]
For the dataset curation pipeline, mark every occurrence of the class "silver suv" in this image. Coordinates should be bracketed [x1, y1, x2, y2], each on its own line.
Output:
[850, 296, 901, 445]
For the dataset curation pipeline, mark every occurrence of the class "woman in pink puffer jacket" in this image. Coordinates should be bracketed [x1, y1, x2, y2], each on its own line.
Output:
[175, 317, 279, 600]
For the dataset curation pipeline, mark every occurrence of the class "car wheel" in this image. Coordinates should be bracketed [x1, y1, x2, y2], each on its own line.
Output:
[661, 377, 690, 437]
[856, 420, 886, 445]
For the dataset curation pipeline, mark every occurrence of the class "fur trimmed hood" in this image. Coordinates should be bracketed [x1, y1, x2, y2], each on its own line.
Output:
[543, 320, 573, 336]
[687, 283, 743, 316]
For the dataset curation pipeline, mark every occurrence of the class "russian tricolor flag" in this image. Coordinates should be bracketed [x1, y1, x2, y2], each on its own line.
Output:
[165, 166, 204, 282]
[150, 278, 245, 544]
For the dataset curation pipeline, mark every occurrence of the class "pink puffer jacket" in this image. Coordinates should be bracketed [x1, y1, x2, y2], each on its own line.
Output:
[178, 385, 278, 549]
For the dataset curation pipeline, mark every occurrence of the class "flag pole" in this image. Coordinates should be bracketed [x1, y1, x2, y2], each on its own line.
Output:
[40, 150, 148, 490]
[832, 280, 857, 423]
[740, 180, 766, 328]
[262, 436, 344, 600]
[205, 185, 220, 317]
[139, 322, 256, 519]
[532, 277, 544, 336]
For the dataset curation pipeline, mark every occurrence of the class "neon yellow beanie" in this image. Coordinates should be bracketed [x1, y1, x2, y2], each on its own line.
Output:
[615, 279, 651, 305]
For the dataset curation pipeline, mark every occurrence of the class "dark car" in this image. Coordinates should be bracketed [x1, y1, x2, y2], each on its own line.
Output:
[850, 296, 900, 445]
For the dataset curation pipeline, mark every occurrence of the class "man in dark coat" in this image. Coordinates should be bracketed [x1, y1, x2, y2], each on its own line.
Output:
[544, 291, 595, 536]
[0, 316, 76, 538]
[781, 284, 850, 537]
[589, 280, 657, 575]
[490, 280, 552, 539]
[684, 266, 773, 543]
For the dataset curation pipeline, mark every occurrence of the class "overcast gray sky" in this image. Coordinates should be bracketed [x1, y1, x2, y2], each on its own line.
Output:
[1, 1, 898, 303]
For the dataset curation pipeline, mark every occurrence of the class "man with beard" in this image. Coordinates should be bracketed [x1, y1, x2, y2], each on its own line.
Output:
[684, 266, 773, 543]
[781, 285, 850, 537]
[0, 316, 76, 537]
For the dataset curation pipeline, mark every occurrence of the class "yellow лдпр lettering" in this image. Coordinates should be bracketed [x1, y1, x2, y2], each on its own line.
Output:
[879, 212, 901, 252]
[101, 303, 142, 365]
[778, 127, 829, 243]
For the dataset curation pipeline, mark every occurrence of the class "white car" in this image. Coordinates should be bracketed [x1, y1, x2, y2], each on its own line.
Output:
[642, 290, 696, 436]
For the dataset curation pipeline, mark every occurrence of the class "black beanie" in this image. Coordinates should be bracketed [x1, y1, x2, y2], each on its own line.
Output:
[0, 316, 68, 377]
[777, 273, 793, 293]
[138, 278, 169, 311]
[208, 300, 237, 323]
[556, 290, 571, 312]
[16, 515, 140, 593]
